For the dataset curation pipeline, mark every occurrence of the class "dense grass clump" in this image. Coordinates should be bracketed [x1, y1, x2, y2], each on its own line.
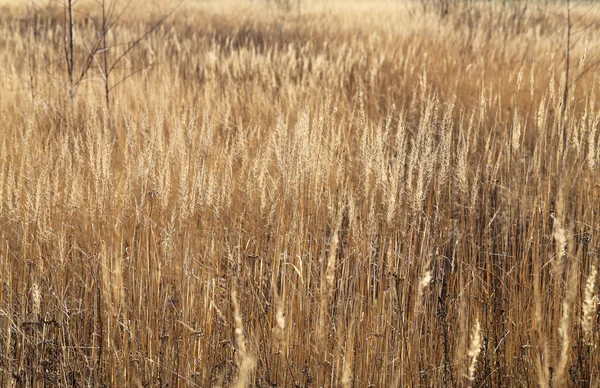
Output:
[0, 0, 599, 386]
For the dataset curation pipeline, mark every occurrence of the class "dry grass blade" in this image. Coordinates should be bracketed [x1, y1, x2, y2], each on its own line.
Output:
[0, 0, 599, 386]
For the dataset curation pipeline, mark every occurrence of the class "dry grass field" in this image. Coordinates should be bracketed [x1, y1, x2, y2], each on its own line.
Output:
[0, 0, 600, 386]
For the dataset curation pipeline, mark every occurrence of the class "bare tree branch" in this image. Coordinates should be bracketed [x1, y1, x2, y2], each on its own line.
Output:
[108, 0, 184, 75]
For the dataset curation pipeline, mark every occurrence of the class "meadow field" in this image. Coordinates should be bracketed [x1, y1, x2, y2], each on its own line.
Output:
[0, 0, 599, 386]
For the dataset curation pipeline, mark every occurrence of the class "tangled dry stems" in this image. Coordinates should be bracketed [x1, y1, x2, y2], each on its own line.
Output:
[0, 0, 599, 386]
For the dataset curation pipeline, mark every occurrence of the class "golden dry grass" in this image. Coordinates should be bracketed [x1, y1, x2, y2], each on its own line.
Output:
[1, 0, 600, 386]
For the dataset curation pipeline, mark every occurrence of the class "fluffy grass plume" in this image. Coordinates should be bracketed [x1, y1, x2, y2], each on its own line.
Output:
[0, 0, 600, 386]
